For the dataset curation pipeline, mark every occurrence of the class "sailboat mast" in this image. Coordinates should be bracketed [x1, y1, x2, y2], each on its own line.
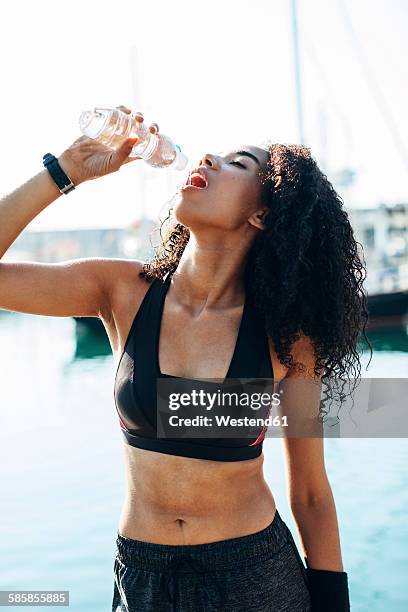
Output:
[291, 0, 305, 144]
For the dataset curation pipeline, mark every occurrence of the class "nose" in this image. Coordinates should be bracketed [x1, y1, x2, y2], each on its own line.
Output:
[199, 153, 216, 168]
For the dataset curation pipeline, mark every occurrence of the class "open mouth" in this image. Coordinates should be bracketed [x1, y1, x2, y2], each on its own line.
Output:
[184, 170, 208, 189]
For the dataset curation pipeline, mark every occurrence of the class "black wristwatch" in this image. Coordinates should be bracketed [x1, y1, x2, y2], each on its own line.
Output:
[42, 153, 75, 195]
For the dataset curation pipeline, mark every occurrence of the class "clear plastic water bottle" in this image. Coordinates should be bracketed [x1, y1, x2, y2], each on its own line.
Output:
[78, 107, 188, 170]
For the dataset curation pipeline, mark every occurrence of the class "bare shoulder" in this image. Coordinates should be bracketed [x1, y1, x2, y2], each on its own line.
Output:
[98, 258, 152, 353]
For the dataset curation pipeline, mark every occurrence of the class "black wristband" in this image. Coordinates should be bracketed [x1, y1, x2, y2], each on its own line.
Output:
[43, 153, 75, 195]
[306, 567, 350, 612]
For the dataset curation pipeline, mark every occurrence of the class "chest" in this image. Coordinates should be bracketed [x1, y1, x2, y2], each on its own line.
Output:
[158, 303, 245, 379]
[109, 276, 288, 382]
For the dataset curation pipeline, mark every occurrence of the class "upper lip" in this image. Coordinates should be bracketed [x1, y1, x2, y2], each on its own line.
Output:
[188, 166, 209, 187]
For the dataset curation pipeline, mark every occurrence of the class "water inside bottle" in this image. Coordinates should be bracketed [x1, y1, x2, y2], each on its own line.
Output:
[94, 108, 133, 150]
[79, 107, 188, 170]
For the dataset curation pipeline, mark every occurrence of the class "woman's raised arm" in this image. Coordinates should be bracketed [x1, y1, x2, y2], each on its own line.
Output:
[0, 106, 157, 319]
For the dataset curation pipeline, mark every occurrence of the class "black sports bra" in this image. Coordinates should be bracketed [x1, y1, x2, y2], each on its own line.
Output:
[114, 272, 274, 461]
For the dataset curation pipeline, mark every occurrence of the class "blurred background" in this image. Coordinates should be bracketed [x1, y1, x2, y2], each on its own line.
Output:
[0, 0, 407, 610]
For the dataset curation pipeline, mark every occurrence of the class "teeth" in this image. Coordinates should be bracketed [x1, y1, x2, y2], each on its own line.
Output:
[185, 169, 208, 188]
[190, 171, 207, 187]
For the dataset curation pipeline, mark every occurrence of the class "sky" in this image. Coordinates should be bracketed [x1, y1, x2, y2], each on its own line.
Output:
[0, 0, 407, 230]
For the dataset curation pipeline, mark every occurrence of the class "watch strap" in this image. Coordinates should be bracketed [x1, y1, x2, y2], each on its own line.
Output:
[43, 153, 75, 195]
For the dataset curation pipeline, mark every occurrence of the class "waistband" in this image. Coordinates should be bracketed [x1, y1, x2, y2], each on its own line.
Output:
[115, 509, 289, 573]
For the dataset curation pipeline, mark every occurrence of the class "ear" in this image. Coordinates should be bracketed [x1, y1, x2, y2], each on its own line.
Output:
[248, 207, 268, 230]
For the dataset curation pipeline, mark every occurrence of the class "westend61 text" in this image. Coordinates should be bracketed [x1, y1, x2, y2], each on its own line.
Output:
[168, 415, 288, 427]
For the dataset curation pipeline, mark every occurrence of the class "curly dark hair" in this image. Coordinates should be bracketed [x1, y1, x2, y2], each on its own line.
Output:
[140, 142, 373, 420]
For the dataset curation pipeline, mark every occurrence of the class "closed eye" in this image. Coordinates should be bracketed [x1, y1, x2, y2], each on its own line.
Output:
[230, 161, 246, 168]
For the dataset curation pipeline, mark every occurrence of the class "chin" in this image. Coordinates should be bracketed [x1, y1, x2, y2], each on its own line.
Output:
[173, 191, 228, 231]
[173, 194, 203, 228]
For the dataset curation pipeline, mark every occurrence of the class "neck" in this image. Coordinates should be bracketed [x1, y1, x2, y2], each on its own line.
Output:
[169, 233, 251, 310]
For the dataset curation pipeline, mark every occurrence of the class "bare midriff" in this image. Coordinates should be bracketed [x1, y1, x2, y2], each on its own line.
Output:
[118, 444, 277, 545]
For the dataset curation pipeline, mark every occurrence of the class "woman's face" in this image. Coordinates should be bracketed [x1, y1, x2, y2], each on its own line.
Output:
[174, 145, 270, 232]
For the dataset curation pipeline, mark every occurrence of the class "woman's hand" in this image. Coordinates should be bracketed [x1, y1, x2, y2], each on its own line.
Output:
[58, 105, 160, 185]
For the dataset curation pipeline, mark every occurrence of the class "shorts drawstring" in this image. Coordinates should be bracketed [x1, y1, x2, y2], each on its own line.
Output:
[159, 554, 224, 608]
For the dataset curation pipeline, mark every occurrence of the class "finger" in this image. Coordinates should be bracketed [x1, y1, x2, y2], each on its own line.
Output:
[123, 137, 139, 149]
[149, 123, 159, 134]
[116, 105, 132, 114]
[133, 112, 144, 123]
[116, 137, 143, 165]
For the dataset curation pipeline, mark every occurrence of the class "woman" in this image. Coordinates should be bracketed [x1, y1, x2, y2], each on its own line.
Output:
[0, 106, 370, 611]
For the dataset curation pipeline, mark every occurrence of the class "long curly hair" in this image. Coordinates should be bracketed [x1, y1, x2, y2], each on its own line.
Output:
[140, 142, 373, 420]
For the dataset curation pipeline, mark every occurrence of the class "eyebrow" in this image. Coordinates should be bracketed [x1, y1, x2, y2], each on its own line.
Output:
[223, 150, 261, 166]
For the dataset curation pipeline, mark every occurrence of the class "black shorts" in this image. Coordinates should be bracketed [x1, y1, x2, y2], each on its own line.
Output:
[112, 508, 311, 612]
